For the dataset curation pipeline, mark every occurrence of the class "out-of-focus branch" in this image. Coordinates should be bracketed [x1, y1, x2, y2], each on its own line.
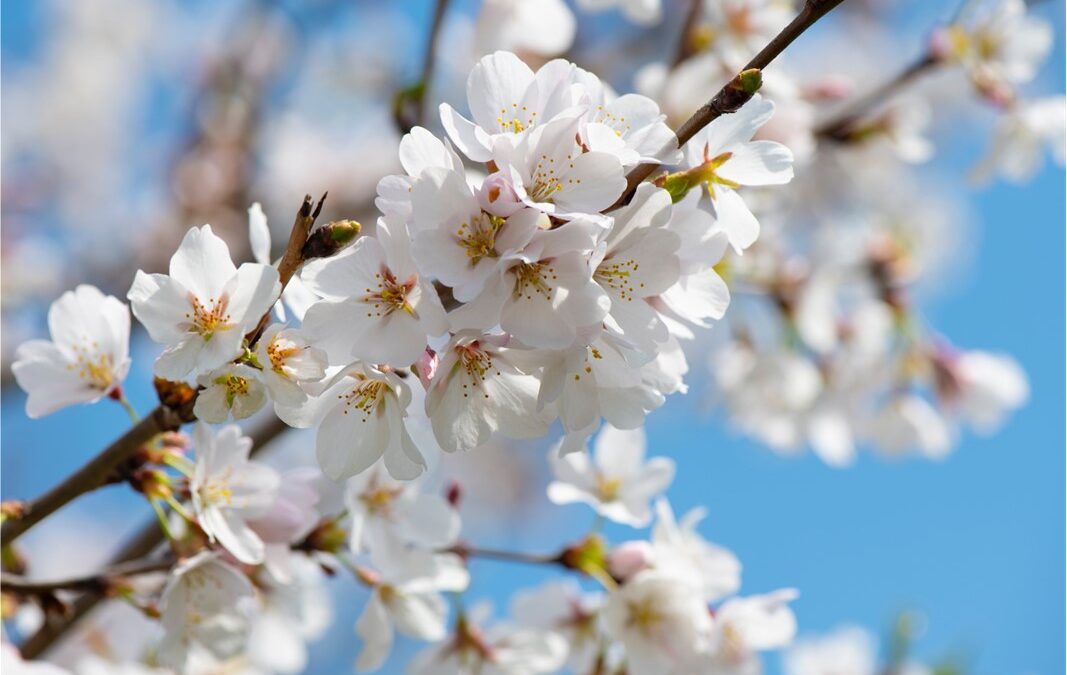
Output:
[815, 53, 937, 140]
[671, 0, 705, 67]
[1, 556, 174, 596]
[613, 0, 847, 208]
[450, 543, 564, 567]
[393, 0, 452, 133]
[16, 414, 290, 659]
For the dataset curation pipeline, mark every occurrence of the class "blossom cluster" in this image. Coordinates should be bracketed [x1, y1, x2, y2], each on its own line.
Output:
[9, 45, 800, 674]
[4, 0, 1058, 673]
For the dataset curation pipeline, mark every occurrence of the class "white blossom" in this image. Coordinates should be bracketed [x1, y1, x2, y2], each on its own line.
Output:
[13, 285, 131, 418]
[302, 217, 447, 368]
[194, 363, 267, 423]
[277, 362, 427, 481]
[253, 323, 328, 408]
[547, 424, 674, 526]
[157, 552, 255, 673]
[190, 423, 280, 565]
[426, 332, 554, 453]
[354, 547, 470, 672]
[680, 95, 794, 252]
[128, 225, 280, 379]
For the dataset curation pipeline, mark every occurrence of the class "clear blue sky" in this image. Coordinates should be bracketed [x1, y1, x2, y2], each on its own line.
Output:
[1, 2, 1063, 674]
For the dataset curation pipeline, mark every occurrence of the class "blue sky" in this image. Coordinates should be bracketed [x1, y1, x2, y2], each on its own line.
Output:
[2, 1, 1064, 674]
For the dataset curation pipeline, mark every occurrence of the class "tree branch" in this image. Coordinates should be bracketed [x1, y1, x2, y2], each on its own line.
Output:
[450, 543, 564, 567]
[0, 404, 194, 545]
[393, 0, 452, 133]
[613, 0, 847, 208]
[1, 557, 174, 596]
[815, 53, 937, 140]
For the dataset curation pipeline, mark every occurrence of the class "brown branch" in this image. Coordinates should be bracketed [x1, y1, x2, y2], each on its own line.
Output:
[815, 53, 937, 140]
[393, 0, 452, 134]
[3, 196, 321, 549]
[1, 556, 174, 596]
[16, 414, 290, 659]
[243, 193, 327, 346]
[0, 405, 194, 545]
[612, 0, 847, 209]
[670, 0, 705, 68]
[450, 543, 564, 567]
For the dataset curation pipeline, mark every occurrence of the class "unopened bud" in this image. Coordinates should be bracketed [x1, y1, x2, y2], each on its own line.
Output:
[560, 534, 608, 577]
[607, 540, 654, 581]
[302, 220, 362, 260]
[737, 68, 763, 94]
[415, 348, 439, 389]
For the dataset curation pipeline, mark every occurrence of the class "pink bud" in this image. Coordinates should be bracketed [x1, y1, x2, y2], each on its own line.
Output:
[479, 172, 524, 216]
[416, 347, 439, 389]
[608, 540, 654, 581]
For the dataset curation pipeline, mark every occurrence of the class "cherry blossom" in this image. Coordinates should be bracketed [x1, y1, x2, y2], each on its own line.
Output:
[190, 423, 280, 564]
[13, 285, 131, 418]
[128, 225, 280, 379]
[547, 424, 675, 526]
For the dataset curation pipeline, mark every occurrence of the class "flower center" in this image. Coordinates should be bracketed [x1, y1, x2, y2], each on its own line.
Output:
[362, 268, 418, 318]
[595, 258, 641, 301]
[67, 340, 115, 391]
[627, 597, 665, 634]
[530, 153, 575, 202]
[339, 375, 388, 420]
[200, 466, 235, 506]
[186, 294, 232, 340]
[597, 475, 622, 502]
[456, 212, 505, 266]
[266, 337, 301, 375]
[214, 373, 250, 407]
[495, 102, 537, 134]
[454, 343, 500, 397]
[511, 262, 556, 300]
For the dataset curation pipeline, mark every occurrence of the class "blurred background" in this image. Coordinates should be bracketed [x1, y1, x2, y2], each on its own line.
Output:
[1, 1, 1064, 673]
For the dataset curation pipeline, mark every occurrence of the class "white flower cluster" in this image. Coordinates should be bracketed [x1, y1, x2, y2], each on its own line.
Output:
[8, 47, 798, 675]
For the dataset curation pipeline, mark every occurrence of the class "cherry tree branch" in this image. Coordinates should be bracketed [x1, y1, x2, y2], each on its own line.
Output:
[613, 0, 847, 208]
[16, 415, 290, 659]
[450, 543, 565, 567]
[1, 557, 174, 596]
[670, 0, 705, 68]
[0, 404, 195, 545]
[2, 196, 323, 547]
[815, 53, 937, 140]
[393, 0, 452, 133]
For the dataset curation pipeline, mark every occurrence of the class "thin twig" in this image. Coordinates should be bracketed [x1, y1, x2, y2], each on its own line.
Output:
[670, 0, 705, 67]
[1, 557, 174, 596]
[815, 53, 937, 140]
[393, 0, 452, 133]
[419, 0, 451, 128]
[17, 415, 290, 659]
[244, 192, 327, 346]
[451, 543, 563, 567]
[613, 0, 847, 209]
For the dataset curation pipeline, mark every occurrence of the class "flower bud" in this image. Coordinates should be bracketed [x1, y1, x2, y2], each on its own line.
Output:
[607, 540, 654, 581]
[415, 347, 439, 389]
[302, 220, 362, 260]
